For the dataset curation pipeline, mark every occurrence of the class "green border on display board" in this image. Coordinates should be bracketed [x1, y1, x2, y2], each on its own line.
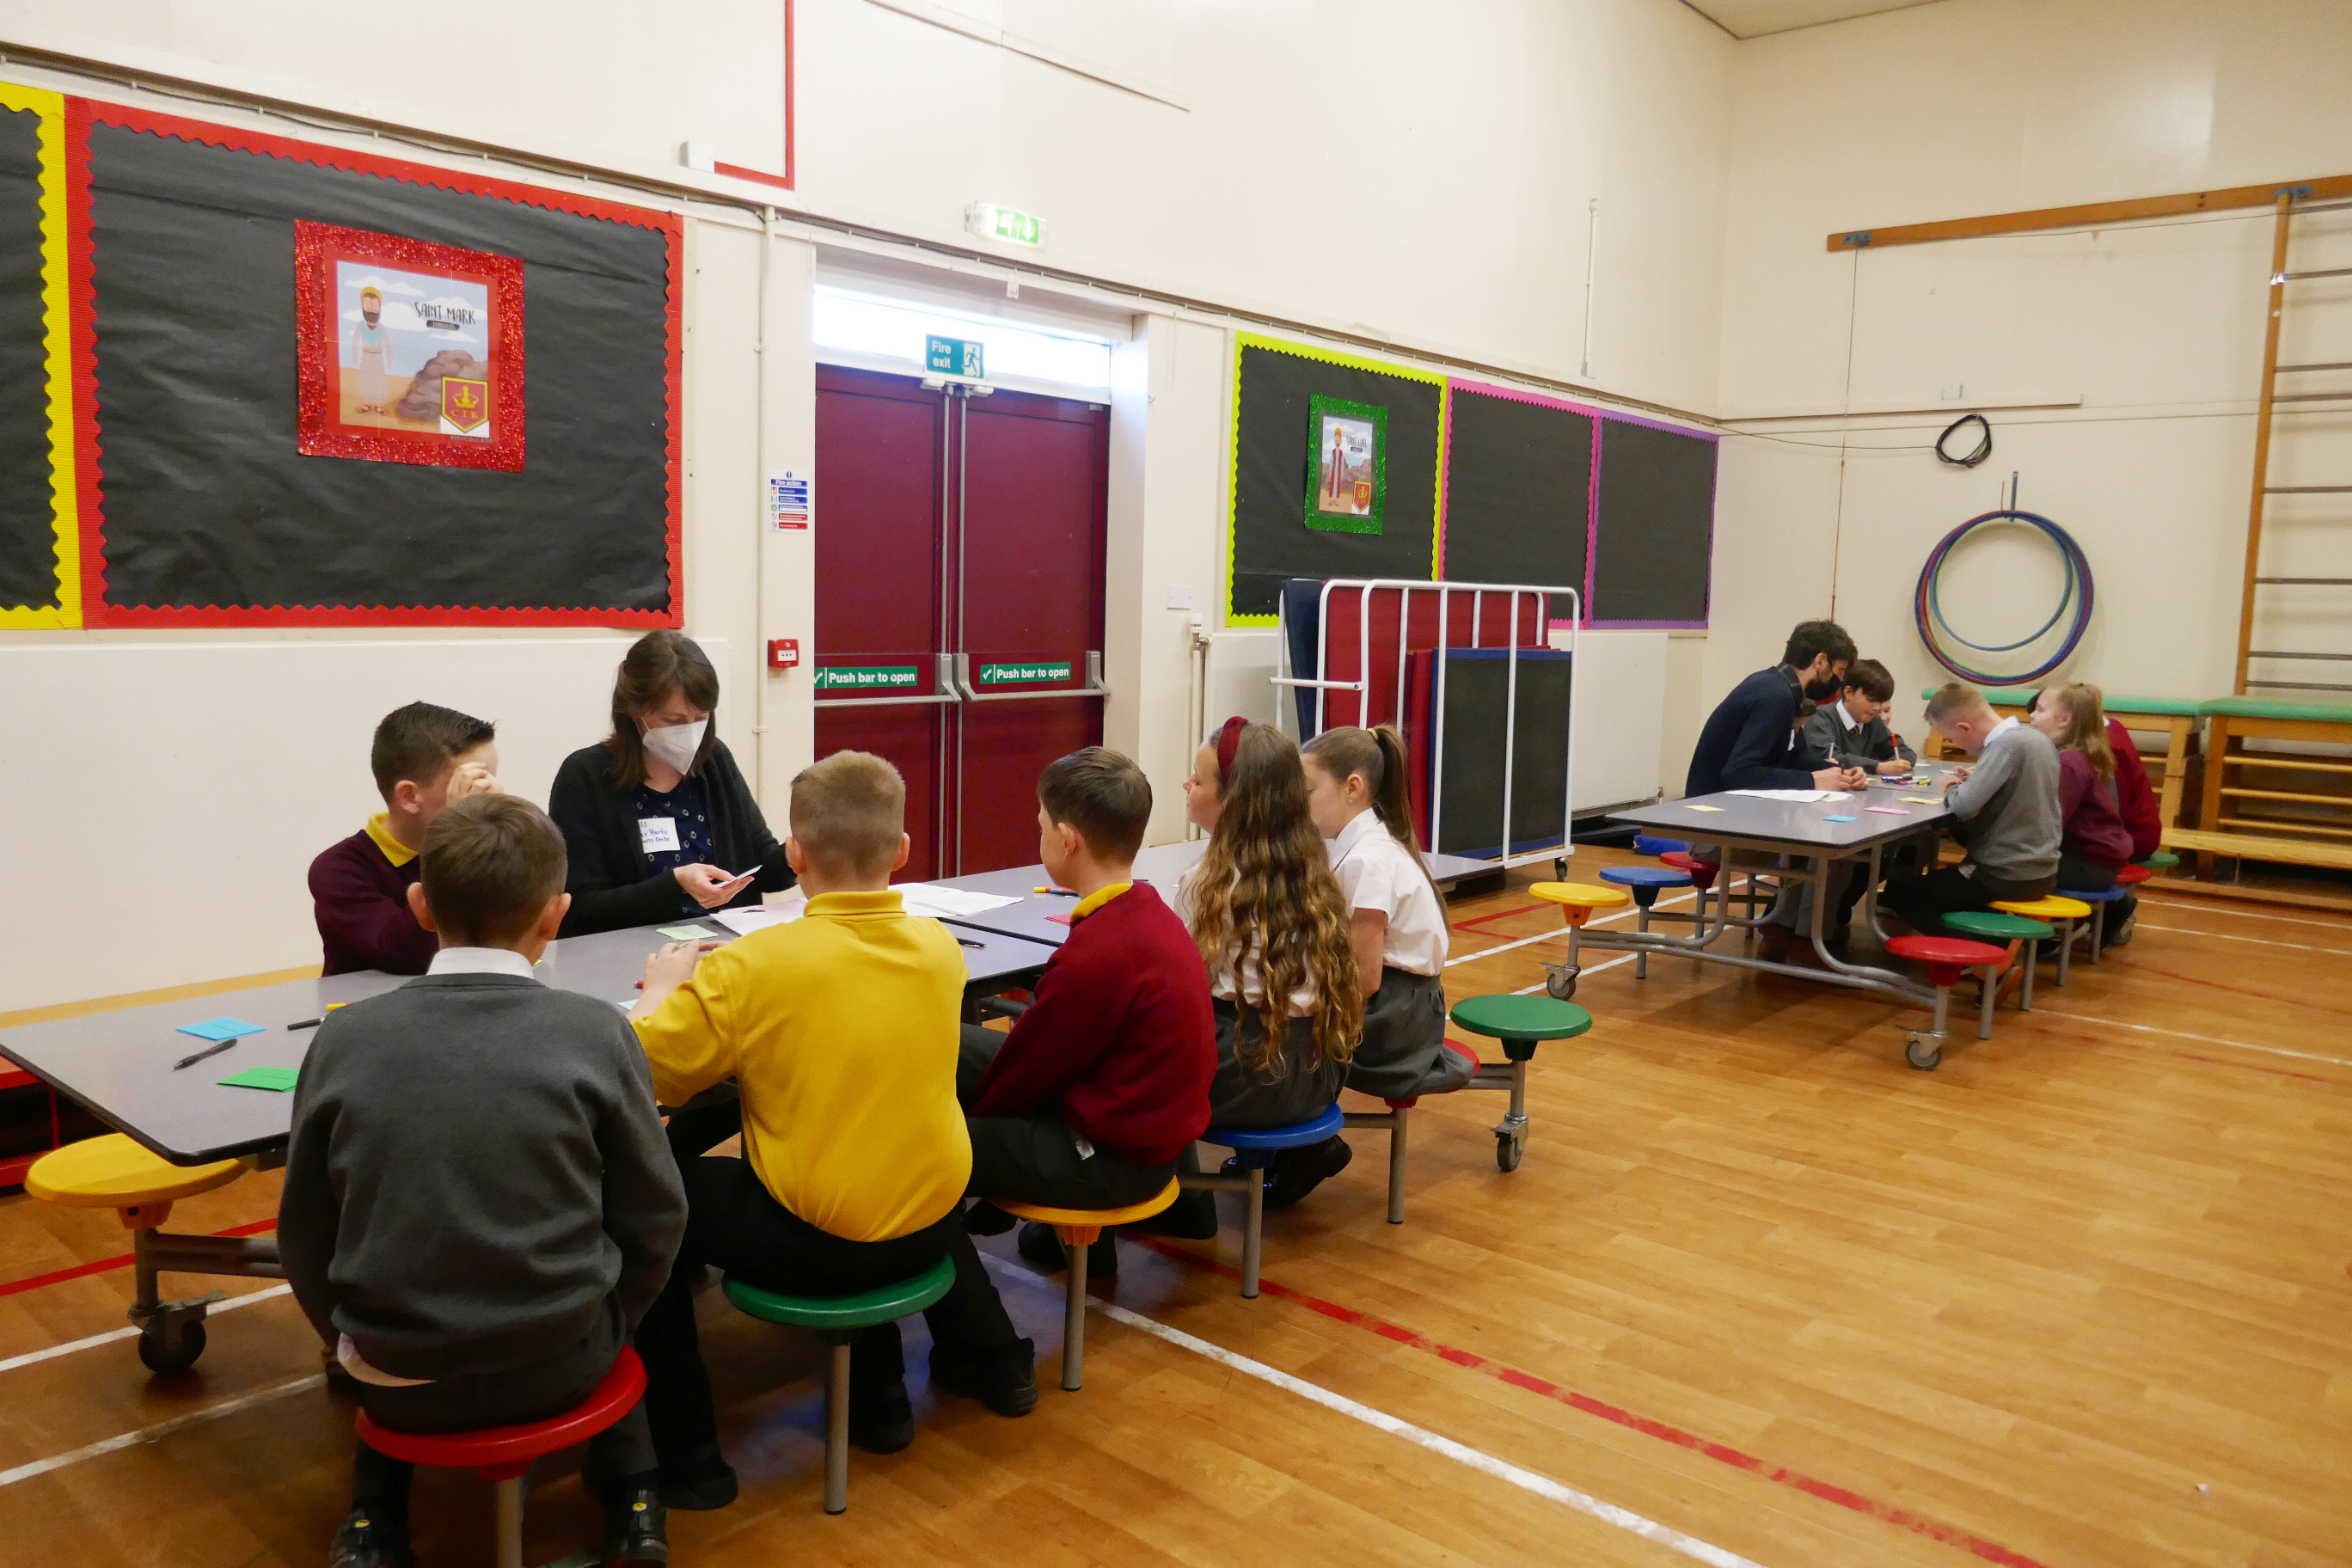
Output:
[1225, 332, 1446, 627]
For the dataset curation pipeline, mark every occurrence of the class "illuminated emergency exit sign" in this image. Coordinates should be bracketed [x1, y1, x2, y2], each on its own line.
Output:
[965, 201, 1046, 248]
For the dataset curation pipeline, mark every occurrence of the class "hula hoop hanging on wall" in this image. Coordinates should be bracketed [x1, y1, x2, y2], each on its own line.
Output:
[1914, 509, 2095, 685]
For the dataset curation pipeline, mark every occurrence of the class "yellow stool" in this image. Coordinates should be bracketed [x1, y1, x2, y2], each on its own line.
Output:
[1991, 896, 2093, 987]
[1527, 883, 1631, 999]
[25, 1135, 255, 1372]
[995, 1179, 1179, 1391]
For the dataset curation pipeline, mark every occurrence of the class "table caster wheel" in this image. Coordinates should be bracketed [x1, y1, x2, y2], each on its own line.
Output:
[138, 1319, 205, 1375]
[1495, 1131, 1523, 1172]
[1905, 1034, 1940, 1072]
[1543, 963, 1579, 1001]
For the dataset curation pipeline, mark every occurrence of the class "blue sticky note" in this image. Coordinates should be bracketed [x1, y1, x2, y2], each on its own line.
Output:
[1822, 814, 1859, 823]
[177, 1017, 266, 1043]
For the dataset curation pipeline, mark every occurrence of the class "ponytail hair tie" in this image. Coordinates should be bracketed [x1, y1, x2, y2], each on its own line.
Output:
[1213, 715, 1249, 789]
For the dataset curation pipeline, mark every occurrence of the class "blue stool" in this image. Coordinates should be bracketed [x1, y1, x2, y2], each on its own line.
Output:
[1600, 864, 1694, 979]
[1631, 834, 1688, 857]
[1181, 1104, 1344, 1298]
[2056, 885, 2129, 963]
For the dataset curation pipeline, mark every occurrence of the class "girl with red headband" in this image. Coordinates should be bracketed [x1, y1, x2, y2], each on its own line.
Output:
[1152, 717, 1363, 1236]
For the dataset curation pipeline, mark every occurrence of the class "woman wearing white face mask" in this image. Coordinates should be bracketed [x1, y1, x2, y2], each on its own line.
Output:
[548, 630, 794, 936]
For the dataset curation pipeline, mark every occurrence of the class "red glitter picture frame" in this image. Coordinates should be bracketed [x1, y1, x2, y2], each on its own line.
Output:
[294, 221, 525, 470]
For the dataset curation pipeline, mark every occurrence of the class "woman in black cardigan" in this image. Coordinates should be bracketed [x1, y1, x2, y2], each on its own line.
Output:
[549, 631, 795, 937]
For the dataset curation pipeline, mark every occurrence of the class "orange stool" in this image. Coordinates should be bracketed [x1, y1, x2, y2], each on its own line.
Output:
[1528, 881, 1631, 999]
[996, 1179, 1179, 1390]
[1991, 896, 2093, 985]
[356, 1347, 647, 1568]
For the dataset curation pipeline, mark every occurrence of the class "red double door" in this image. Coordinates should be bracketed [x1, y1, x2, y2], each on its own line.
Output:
[813, 365, 1109, 880]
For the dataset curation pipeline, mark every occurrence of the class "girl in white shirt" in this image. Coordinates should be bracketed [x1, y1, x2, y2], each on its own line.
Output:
[1302, 725, 1470, 1107]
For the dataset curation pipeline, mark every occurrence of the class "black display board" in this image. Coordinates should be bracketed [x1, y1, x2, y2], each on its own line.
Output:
[1442, 389, 1592, 622]
[1415, 647, 1572, 861]
[1591, 419, 1715, 625]
[1228, 340, 1442, 620]
[0, 104, 55, 613]
[82, 114, 678, 622]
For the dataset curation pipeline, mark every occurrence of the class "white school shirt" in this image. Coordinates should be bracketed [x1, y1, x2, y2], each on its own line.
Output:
[1326, 810, 1449, 977]
[335, 946, 542, 1387]
[1174, 863, 1319, 1016]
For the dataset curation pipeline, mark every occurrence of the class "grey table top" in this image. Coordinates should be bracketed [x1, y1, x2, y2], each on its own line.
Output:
[927, 837, 1504, 946]
[0, 918, 1059, 1167]
[1611, 765, 1961, 853]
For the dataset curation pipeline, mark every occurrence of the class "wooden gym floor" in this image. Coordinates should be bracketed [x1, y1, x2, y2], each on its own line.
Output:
[3, 845, 2349, 1568]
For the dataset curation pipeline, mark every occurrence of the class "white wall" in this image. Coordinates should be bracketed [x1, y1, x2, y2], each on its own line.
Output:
[1712, 0, 2352, 740]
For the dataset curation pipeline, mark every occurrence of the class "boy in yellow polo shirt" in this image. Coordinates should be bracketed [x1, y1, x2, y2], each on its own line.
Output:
[628, 750, 1032, 1508]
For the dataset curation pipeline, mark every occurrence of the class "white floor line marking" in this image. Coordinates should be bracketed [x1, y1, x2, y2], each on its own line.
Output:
[2133, 923, 2352, 956]
[2032, 1009, 2352, 1069]
[1516, 953, 1636, 995]
[0, 1372, 324, 1490]
[0, 1284, 293, 1377]
[976, 1256, 1767, 1568]
[1448, 892, 1700, 967]
[2135, 897, 2352, 933]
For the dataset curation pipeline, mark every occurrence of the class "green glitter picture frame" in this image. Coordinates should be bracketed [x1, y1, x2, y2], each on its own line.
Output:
[1305, 395, 1387, 535]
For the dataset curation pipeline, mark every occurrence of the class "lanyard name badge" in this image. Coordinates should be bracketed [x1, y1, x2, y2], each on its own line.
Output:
[639, 817, 681, 856]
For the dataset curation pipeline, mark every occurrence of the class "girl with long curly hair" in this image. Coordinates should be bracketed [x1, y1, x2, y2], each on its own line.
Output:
[1152, 718, 1362, 1236]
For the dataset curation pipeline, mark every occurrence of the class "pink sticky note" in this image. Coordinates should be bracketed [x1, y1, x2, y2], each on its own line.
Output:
[1866, 805, 1909, 816]
[1046, 913, 1072, 926]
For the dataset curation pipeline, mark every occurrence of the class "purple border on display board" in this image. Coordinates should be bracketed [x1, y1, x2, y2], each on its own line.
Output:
[1447, 378, 1602, 631]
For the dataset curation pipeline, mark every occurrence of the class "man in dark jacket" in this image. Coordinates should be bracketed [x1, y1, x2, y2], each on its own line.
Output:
[1685, 621, 1868, 964]
[282, 795, 685, 1568]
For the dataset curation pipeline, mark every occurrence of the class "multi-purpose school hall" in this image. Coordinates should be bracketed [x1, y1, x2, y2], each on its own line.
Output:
[5, 2, 2352, 1565]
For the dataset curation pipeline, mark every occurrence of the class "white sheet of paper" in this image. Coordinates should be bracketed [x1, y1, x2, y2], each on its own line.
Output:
[1726, 789, 1842, 803]
[891, 883, 1024, 918]
[712, 887, 807, 934]
[637, 817, 681, 854]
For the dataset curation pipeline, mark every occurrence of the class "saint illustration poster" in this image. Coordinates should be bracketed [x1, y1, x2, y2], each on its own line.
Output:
[295, 222, 526, 470]
[1304, 394, 1387, 534]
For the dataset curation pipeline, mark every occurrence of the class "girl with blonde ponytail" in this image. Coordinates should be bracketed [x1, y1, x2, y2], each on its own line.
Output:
[1154, 718, 1362, 1236]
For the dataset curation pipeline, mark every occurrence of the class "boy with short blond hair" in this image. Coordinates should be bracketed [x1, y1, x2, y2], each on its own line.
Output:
[283, 795, 684, 1568]
[309, 701, 501, 975]
[628, 750, 1032, 1504]
[1883, 683, 2061, 932]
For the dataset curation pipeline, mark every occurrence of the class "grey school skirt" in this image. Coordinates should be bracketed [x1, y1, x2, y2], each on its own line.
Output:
[1209, 999, 1344, 1130]
[1342, 966, 1470, 1104]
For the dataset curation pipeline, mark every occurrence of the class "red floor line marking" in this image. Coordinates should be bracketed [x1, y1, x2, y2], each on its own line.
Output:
[0, 1220, 276, 1300]
[1129, 1234, 2052, 1568]
[1452, 903, 1546, 933]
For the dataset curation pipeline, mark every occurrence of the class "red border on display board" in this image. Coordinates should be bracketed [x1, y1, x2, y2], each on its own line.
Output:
[62, 96, 684, 628]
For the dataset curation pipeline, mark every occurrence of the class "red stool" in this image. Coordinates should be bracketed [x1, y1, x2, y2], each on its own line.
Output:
[354, 1347, 646, 1568]
[1885, 935, 2008, 1071]
[2115, 864, 2151, 885]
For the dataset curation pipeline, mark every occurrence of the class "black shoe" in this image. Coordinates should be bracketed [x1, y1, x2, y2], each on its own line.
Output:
[1133, 1187, 1219, 1240]
[329, 1508, 414, 1568]
[658, 1445, 738, 1510]
[1014, 1219, 1118, 1278]
[602, 1481, 670, 1565]
[928, 1338, 1039, 1418]
[848, 1378, 916, 1454]
[1261, 1136, 1351, 1210]
[964, 1198, 1017, 1235]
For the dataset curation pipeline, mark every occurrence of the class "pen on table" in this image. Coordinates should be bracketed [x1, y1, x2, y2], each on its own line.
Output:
[172, 1037, 240, 1071]
[957, 937, 984, 949]
[285, 1016, 325, 1031]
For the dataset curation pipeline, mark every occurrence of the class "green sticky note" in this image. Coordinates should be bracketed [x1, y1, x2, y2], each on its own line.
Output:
[658, 925, 715, 940]
[219, 1065, 299, 1093]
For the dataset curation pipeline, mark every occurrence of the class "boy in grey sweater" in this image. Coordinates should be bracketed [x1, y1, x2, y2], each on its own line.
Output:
[281, 795, 686, 1568]
[1882, 683, 2061, 933]
[1803, 658, 1917, 776]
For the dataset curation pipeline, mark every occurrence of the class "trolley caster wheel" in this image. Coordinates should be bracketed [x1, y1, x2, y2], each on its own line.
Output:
[1904, 1035, 1941, 1072]
[1495, 1132, 1524, 1172]
[1543, 963, 1579, 1001]
[1553, 857, 1569, 882]
[137, 1319, 206, 1375]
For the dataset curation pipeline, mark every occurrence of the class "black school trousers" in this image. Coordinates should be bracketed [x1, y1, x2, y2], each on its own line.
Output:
[1881, 863, 2055, 934]
[634, 1155, 1020, 1461]
[350, 1298, 652, 1538]
[957, 1025, 1178, 1211]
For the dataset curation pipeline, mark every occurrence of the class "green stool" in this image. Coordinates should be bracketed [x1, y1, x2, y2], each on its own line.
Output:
[1449, 995, 1593, 1172]
[723, 1255, 958, 1515]
[1941, 911, 2054, 1015]
[2137, 850, 2180, 869]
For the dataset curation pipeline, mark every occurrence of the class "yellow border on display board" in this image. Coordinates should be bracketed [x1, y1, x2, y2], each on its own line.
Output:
[0, 81, 78, 629]
[1225, 331, 1448, 628]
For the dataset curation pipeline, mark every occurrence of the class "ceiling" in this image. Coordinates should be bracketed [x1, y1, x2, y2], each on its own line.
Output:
[1682, 0, 1947, 39]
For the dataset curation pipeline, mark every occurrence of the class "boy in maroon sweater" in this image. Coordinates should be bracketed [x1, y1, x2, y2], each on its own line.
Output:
[309, 702, 500, 976]
[958, 749, 1216, 1277]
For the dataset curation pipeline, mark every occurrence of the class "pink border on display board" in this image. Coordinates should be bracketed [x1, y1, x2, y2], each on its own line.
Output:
[1444, 379, 1602, 630]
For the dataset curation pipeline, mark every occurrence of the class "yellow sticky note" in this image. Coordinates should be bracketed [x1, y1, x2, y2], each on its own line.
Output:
[1900, 796, 1939, 805]
[1686, 805, 1725, 813]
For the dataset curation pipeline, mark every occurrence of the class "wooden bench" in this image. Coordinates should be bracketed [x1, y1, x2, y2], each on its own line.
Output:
[2184, 695, 2352, 880]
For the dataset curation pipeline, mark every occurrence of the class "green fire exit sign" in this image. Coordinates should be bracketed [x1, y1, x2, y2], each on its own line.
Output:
[965, 201, 1046, 248]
